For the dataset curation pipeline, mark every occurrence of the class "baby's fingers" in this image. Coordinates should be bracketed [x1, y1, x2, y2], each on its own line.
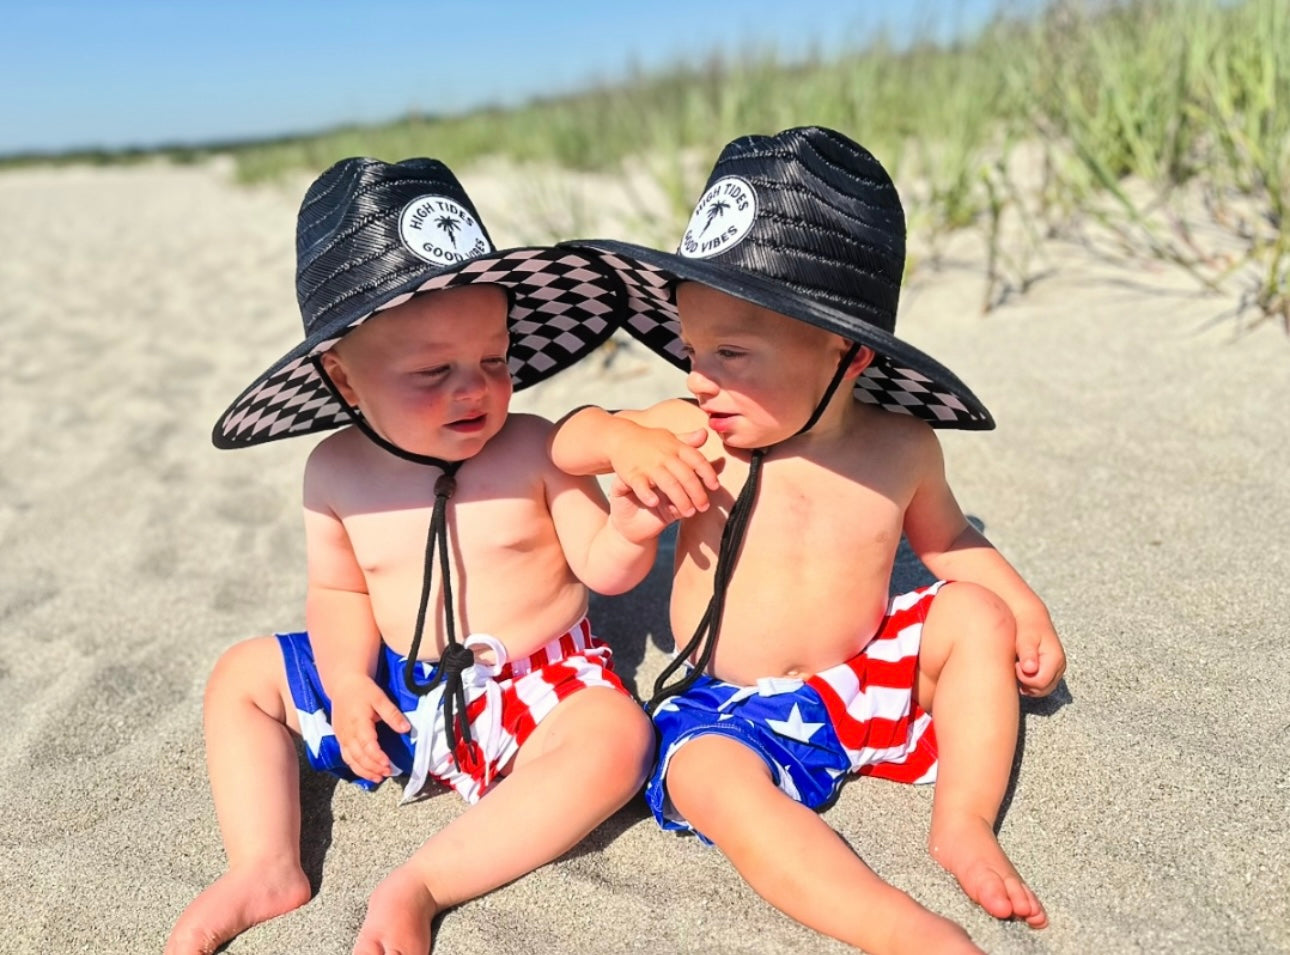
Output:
[652, 460, 713, 515]
[339, 739, 387, 783]
[622, 471, 661, 508]
[1015, 630, 1042, 677]
[373, 694, 411, 734]
[339, 719, 392, 781]
[675, 434, 720, 490]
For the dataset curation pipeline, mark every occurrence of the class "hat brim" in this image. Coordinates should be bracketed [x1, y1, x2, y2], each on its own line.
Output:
[213, 246, 622, 448]
[571, 239, 995, 431]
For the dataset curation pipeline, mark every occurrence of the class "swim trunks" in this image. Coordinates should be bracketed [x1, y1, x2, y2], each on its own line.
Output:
[645, 583, 944, 838]
[277, 617, 626, 804]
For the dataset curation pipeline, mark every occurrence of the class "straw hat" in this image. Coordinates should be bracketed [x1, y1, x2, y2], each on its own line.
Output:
[567, 126, 993, 430]
[214, 156, 622, 448]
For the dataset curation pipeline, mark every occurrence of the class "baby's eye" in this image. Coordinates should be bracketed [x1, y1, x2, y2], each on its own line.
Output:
[716, 348, 744, 360]
[482, 356, 508, 368]
[418, 366, 450, 379]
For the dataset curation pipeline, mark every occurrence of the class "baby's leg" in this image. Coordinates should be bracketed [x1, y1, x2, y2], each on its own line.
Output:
[667, 734, 983, 954]
[352, 686, 653, 955]
[165, 637, 311, 955]
[916, 582, 1048, 928]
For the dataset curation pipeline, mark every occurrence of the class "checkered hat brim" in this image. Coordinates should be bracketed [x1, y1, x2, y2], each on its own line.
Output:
[583, 244, 993, 430]
[213, 247, 621, 448]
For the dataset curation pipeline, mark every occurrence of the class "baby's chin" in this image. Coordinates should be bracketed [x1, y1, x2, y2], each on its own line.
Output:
[715, 432, 769, 452]
[392, 430, 497, 463]
[718, 424, 802, 451]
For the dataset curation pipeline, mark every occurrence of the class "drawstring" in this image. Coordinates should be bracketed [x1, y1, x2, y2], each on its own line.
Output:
[312, 357, 478, 768]
[402, 463, 482, 768]
[647, 449, 763, 709]
[647, 343, 862, 713]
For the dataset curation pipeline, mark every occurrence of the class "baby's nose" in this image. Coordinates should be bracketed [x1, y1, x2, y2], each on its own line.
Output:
[453, 368, 487, 397]
[686, 368, 717, 397]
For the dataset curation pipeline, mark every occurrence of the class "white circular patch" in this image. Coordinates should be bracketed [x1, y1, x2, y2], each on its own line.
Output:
[678, 176, 757, 259]
[398, 195, 492, 266]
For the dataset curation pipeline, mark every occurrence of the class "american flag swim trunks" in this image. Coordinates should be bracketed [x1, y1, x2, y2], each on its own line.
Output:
[646, 583, 943, 837]
[277, 617, 627, 804]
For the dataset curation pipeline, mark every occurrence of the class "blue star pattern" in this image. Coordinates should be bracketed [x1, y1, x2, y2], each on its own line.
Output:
[276, 631, 430, 792]
[765, 704, 826, 743]
[645, 586, 945, 840]
[645, 672, 855, 839]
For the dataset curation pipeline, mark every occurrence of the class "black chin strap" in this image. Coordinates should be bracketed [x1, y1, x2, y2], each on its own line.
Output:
[312, 358, 479, 768]
[646, 343, 862, 713]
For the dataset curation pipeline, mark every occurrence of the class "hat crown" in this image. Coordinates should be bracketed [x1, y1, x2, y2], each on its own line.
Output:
[678, 126, 906, 333]
[293, 158, 496, 338]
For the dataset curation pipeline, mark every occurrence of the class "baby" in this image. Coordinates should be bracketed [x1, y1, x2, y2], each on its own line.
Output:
[552, 127, 1066, 953]
[167, 157, 658, 955]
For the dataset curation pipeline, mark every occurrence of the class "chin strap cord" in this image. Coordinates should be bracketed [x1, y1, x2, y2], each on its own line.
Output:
[646, 343, 861, 713]
[313, 358, 478, 769]
[402, 465, 481, 768]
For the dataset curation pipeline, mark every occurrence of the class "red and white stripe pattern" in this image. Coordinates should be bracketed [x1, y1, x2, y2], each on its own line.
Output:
[806, 583, 944, 785]
[403, 618, 627, 804]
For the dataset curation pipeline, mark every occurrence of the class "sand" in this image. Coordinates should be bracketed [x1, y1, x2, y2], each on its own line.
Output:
[0, 159, 1286, 955]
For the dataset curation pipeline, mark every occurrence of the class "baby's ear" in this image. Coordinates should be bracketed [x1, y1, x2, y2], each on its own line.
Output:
[845, 344, 877, 378]
[319, 350, 361, 406]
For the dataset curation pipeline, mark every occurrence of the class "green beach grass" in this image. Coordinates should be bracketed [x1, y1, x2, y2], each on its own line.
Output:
[227, 0, 1288, 324]
[13, 0, 1283, 324]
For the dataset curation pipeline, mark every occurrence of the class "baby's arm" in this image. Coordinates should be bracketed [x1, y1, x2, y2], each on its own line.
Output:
[546, 464, 663, 595]
[525, 412, 664, 593]
[550, 401, 720, 516]
[303, 452, 411, 782]
[903, 433, 1066, 696]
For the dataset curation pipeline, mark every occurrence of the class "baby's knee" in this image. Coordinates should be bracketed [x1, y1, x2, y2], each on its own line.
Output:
[933, 582, 1015, 651]
[665, 734, 763, 826]
[665, 743, 714, 822]
[596, 695, 655, 786]
[204, 635, 284, 708]
[552, 689, 655, 788]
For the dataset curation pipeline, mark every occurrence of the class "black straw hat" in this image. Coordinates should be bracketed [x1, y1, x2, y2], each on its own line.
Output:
[213, 157, 622, 448]
[565, 126, 993, 430]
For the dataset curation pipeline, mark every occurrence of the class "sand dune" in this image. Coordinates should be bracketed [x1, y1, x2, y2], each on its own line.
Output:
[1, 159, 1286, 954]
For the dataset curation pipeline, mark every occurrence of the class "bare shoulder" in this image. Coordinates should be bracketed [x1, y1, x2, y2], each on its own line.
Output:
[303, 426, 371, 499]
[476, 412, 557, 476]
[850, 404, 944, 473]
[621, 397, 704, 431]
[491, 411, 555, 450]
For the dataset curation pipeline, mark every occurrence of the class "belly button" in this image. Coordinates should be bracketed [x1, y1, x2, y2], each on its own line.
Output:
[785, 667, 802, 679]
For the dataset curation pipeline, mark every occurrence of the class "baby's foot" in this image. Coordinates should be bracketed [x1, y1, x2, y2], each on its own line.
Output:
[352, 864, 439, 955]
[928, 811, 1048, 928]
[164, 861, 311, 955]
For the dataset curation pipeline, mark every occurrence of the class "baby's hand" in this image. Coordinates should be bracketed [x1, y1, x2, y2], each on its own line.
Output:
[607, 475, 681, 544]
[1015, 615, 1066, 697]
[610, 423, 719, 517]
[330, 674, 411, 783]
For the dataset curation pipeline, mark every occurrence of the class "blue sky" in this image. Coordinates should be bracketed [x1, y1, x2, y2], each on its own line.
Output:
[1, 0, 1027, 155]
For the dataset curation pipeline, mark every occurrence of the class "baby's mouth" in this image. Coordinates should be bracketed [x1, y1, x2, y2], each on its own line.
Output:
[705, 410, 736, 432]
[446, 413, 486, 432]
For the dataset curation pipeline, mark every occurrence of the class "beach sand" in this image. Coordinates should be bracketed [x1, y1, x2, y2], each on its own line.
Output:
[1, 160, 1286, 954]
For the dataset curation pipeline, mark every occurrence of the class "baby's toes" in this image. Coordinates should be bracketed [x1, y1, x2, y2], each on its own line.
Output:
[970, 868, 1016, 920]
[1003, 876, 1048, 928]
[1020, 884, 1049, 929]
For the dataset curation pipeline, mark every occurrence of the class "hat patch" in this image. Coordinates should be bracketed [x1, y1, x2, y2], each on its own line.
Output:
[679, 176, 757, 259]
[399, 195, 492, 266]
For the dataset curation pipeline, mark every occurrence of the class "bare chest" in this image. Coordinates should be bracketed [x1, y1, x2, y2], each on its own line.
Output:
[338, 471, 547, 579]
[695, 457, 906, 566]
[672, 457, 910, 677]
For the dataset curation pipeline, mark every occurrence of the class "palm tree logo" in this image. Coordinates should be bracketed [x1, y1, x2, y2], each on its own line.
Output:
[699, 199, 730, 237]
[436, 214, 462, 247]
